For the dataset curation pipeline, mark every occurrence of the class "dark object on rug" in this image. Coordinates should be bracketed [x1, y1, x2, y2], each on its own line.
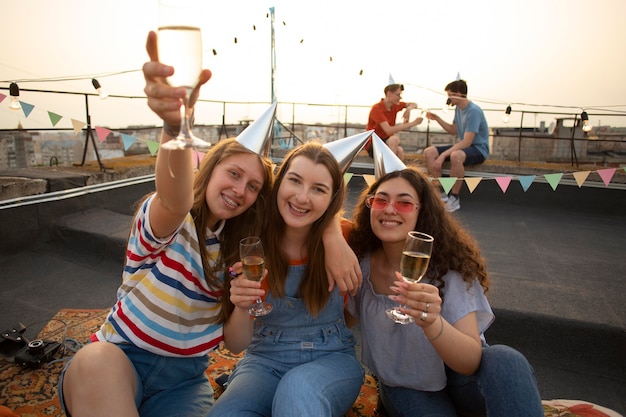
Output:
[0, 323, 28, 362]
[14, 339, 62, 369]
[1, 322, 62, 368]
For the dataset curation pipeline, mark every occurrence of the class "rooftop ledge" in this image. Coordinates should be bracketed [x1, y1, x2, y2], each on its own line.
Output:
[1, 152, 625, 202]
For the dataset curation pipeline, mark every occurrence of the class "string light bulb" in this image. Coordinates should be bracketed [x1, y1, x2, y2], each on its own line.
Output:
[91, 78, 108, 99]
[9, 82, 21, 110]
[580, 111, 592, 133]
[502, 105, 512, 123]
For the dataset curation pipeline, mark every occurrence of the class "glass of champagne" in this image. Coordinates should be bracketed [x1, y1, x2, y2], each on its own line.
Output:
[386, 231, 434, 324]
[239, 236, 272, 317]
[157, 0, 211, 151]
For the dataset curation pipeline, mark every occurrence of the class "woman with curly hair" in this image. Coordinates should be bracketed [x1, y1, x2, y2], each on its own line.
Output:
[346, 167, 543, 417]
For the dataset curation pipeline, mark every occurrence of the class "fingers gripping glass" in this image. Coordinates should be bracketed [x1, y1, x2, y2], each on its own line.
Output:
[366, 195, 419, 213]
[157, 1, 211, 151]
[386, 231, 434, 324]
[239, 237, 272, 317]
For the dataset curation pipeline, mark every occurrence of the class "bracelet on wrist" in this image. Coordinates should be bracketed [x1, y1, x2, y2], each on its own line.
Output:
[163, 122, 180, 138]
[427, 315, 445, 341]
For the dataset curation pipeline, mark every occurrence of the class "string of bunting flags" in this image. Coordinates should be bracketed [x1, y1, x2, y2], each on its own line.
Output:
[1, 92, 624, 193]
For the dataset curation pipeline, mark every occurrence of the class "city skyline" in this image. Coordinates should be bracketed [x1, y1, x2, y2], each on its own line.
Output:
[1, 0, 625, 131]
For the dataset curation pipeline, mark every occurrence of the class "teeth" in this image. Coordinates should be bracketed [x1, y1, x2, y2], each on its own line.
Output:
[381, 220, 400, 226]
[223, 195, 239, 208]
[289, 203, 308, 214]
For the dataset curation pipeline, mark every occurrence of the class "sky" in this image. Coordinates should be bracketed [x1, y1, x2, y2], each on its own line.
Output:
[1, 0, 626, 131]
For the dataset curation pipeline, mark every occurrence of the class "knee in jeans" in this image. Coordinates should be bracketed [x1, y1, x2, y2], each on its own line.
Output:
[482, 345, 532, 372]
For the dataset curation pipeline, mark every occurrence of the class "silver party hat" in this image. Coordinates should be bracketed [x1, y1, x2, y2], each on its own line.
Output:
[371, 133, 406, 179]
[323, 130, 373, 174]
[236, 102, 277, 157]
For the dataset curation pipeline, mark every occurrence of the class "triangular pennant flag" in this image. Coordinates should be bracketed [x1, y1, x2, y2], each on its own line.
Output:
[20, 101, 35, 118]
[464, 177, 481, 193]
[0, 93, 6, 103]
[71, 118, 86, 134]
[146, 140, 160, 156]
[343, 172, 353, 186]
[363, 174, 376, 187]
[495, 176, 512, 193]
[573, 171, 590, 188]
[48, 111, 63, 127]
[95, 126, 112, 142]
[596, 168, 616, 187]
[121, 133, 136, 150]
[439, 177, 457, 194]
[544, 173, 563, 191]
[193, 150, 206, 168]
[518, 175, 535, 192]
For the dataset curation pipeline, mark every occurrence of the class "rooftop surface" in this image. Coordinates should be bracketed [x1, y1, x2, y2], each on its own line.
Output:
[1, 154, 625, 413]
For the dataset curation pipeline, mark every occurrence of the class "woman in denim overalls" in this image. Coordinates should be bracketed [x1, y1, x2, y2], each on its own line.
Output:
[209, 142, 364, 417]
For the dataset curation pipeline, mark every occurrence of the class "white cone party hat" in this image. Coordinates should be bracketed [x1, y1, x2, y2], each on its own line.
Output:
[323, 130, 373, 174]
[371, 133, 406, 179]
[236, 102, 277, 157]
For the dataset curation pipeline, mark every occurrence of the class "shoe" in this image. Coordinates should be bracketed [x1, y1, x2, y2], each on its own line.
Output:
[445, 194, 460, 212]
[439, 190, 449, 203]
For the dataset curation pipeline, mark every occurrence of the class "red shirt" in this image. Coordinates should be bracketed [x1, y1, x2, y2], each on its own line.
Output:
[366, 100, 407, 148]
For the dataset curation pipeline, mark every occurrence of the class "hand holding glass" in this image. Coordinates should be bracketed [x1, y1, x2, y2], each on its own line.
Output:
[157, 1, 211, 151]
[239, 237, 272, 317]
[386, 231, 434, 324]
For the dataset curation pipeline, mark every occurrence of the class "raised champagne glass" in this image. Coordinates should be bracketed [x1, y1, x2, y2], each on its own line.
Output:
[386, 231, 434, 324]
[157, 0, 211, 151]
[240, 237, 272, 317]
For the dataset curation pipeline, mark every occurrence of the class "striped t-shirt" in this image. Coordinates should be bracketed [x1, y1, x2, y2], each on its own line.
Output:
[92, 195, 224, 357]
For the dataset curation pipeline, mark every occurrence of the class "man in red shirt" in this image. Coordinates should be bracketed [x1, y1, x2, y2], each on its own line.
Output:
[366, 83, 423, 159]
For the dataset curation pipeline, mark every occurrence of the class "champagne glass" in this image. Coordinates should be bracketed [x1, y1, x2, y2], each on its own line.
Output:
[240, 237, 272, 317]
[157, 0, 211, 151]
[386, 231, 434, 324]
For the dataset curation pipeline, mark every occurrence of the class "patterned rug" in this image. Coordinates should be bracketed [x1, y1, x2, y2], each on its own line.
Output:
[0, 309, 621, 417]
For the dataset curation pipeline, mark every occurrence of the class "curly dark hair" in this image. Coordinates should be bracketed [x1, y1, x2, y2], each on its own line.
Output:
[348, 166, 489, 294]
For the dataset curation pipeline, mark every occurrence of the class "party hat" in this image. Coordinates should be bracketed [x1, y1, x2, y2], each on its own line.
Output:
[236, 102, 277, 157]
[323, 130, 373, 174]
[371, 133, 406, 179]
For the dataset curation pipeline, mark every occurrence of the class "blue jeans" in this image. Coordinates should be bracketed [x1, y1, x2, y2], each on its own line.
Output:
[434, 145, 486, 166]
[208, 281, 364, 417]
[379, 344, 543, 417]
[58, 343, 214, 417]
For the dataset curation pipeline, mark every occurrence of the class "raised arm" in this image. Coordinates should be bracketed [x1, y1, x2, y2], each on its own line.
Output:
[143, 31, 212, 238]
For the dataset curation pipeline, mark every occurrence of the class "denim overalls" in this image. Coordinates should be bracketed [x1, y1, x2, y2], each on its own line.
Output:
[208, 263, 364, 417]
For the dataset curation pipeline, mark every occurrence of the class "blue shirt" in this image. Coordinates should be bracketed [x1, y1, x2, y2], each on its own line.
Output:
[454, 101, 490, 159]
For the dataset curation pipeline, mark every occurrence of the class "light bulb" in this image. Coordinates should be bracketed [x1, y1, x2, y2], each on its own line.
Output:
[502, 105, 512, 123]
[9, 82, 21, 110]
[92, 78, 109, 99]
[580, 111, 592, 133]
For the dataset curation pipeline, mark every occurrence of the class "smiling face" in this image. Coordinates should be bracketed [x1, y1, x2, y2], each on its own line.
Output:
[369, 176, 420, 245]
[204, 152, 265, 228]
[276, 155, 333, 232]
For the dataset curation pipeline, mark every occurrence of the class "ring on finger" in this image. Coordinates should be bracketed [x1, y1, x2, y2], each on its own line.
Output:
[420, 311, 428, 321]
[425, 302, 430, 311]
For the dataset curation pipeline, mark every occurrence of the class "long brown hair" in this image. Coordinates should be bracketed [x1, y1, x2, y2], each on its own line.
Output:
[192, 139, 274, 323]
[264, 142, 345, 316]
[349, 167, 489, 294]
